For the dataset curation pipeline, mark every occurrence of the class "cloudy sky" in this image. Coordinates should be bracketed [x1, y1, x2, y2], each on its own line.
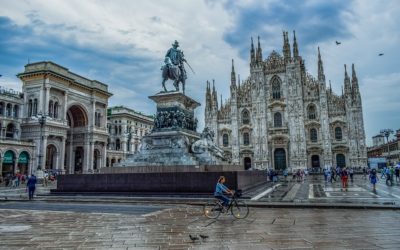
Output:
[0, 0, 399, 145]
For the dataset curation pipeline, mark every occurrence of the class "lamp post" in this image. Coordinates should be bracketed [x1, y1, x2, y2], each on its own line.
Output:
[37, 113, 47, 171]
[380, 129, 394, 165]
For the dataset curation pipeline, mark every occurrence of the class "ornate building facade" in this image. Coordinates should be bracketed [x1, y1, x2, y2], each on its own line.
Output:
[0, 87, 35, 177]
[205, 32, 367, 170]
[106, 106, 153, 167]
[17, 61, 112, 174]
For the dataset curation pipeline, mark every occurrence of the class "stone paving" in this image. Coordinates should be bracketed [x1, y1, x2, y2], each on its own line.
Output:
[1, 203, 400, 249]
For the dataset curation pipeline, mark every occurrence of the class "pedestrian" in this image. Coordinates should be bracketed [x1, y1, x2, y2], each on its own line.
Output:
[283, 169, 288, 182]
[26, 174, 37, 200]
[395, 166, 400, 183]
[323, 168, 328, 182]
[362, 167, 367, 179]
[349, 168, 354, 183]
[381, 167, 387, 179]
[385, 167, 392, 186]
[369, 169, 378, 192]
[341, 168, 349, 191]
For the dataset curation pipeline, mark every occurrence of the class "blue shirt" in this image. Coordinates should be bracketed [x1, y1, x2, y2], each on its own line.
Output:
[214, 182, 229, 196]
[27, 176, 37, 188]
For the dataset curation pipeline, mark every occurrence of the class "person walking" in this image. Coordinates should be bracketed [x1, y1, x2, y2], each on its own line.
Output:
[362, 167, 367, 179]
[395, 166, 400, 183]
[349, 168, 354, 183]
[26, 174, 37, 200]
[341, 168, 349, 191]
[370, 169, 378, 192]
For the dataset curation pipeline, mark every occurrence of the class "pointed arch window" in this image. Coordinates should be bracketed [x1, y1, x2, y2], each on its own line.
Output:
[48, 100, 54, 117]
[242, 110, 250, 124]
[271, 77, 282, 99]
[308, 104, 317, 120]
[310, 128, 318, 142]
[274, 112, 282, 127]
[335, 127, 343, 141]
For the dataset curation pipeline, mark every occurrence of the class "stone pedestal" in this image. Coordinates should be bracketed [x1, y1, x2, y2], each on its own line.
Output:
[117, 91, 202, 167]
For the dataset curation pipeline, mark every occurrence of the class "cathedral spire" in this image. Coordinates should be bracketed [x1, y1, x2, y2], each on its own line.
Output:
[205, 80, 211, 111]
[293, 30, 299, 59]
[238, 74, 241, 90]
[329, 80, 332, 94]
[220, 94, 223, 109]
[256, 36, 263, 63]
[283, 31, 291, 63]
[231, 59, 236, 87]
[250, 37, 255, 64]
[351, 63, 359, 95]
[317, 47, 325, 82]
[212, 79, 218, 108]
[344, 64, 352, 96]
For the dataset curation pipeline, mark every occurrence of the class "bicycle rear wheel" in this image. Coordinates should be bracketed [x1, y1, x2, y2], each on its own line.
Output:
[204, 200, 221, 219]
[231, 200, 249, 219]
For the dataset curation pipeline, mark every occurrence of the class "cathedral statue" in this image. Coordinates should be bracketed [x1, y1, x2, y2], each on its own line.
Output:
[161, 40, 190, 94]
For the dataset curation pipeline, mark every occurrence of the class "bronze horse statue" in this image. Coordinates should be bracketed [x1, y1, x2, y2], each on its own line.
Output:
[161, 57, 185, 94]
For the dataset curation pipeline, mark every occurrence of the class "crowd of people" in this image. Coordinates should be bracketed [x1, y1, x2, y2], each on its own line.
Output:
[0, 171, 58, 188]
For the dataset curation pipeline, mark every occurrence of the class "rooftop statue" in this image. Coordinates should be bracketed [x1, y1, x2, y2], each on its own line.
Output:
[161, 40, 194, 94]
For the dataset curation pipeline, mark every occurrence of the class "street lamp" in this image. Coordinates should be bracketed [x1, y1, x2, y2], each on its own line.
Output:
[380, 128, 394, 165]
[37, 112, 47, 170]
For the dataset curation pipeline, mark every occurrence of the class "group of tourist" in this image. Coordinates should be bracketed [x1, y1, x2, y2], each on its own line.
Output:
[0, 173, 28, 187]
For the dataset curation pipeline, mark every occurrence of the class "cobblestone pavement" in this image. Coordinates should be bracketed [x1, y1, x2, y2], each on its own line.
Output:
[253, 175, 400, 205]
[1, 203, 400, 249]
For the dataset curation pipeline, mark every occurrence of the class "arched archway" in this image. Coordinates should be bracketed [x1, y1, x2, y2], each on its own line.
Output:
[67, 105, 88, 128]
[74, 147, 84, 173]
[5, 123, 15, 138]
[18, 151, 30, 175]
[244, 157, 252, 170]
[274, 148, 287, 170]
[45, 145, 57, 170]
[2, 150, 15, 177]
[111, 158, 116, 167]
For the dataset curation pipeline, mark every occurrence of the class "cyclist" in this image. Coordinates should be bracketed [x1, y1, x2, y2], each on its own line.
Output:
[214, 176, 234, 210]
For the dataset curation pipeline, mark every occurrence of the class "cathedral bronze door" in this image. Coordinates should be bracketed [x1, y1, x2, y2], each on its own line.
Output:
[311, 155, 320, 168]
[274, 148, 286, 170]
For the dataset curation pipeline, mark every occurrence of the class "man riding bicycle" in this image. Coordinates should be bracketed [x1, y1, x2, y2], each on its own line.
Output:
[214, 176, 234, 209]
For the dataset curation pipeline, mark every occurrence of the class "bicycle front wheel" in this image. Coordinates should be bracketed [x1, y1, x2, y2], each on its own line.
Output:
[204, 200, 221, 219]
[231, 201, 249, 219]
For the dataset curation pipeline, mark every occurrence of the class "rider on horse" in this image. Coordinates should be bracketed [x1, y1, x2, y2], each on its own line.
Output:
[162, 40, 187, 93]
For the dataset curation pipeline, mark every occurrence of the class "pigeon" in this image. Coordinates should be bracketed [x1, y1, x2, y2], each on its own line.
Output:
[335, 41, 341, 45]
[379, 53, 384, 56]
[189, 234, 199, 242]
[199, 234, 209, 240]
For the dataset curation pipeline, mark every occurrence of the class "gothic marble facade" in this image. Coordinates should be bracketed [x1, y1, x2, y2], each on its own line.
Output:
[205, 32, 367, 170]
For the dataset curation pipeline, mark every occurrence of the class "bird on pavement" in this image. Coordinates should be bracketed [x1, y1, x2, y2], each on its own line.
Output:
[199, 234, 209, 240]
[335, 41, 341, 45]
[379, 53, 384, 56]
[189, 234, 199, 242]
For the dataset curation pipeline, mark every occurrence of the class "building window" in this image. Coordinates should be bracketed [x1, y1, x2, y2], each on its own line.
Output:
[308, 104, 316, 120]
[28, 100, 32, 117]
[115, 139, 121, 150]
[274, 112, 282, 127]
[6, 103, 12, 117]
[335, 127, 342, 141]
[242, 110, 250, 124]
[33, 99, 38, 116]
[310, 128, 318, 142]
[0, 102, 4, 116]
[13, 105, 19, 118]
[48, 100, 53, 117]
[54, 102, 58, 118]
[243, 132, 250, 145]
[223, 134, 229, 147]
[271, 77, 282, 99]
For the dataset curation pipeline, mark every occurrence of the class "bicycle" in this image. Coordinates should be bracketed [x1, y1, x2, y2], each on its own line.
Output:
[203, 190, 249, 219]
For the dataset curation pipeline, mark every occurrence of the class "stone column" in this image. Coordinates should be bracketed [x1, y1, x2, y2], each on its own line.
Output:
[102, 143, 107, 169]
[13, 157, 18, 174]
[44, 86, 50, 114]
[63, 92, 68, 121]
[0, 158, 3, 177]
[60, 137, 66, 173]
[68, 138, 74, 174]
[41, 136, 48, 170]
